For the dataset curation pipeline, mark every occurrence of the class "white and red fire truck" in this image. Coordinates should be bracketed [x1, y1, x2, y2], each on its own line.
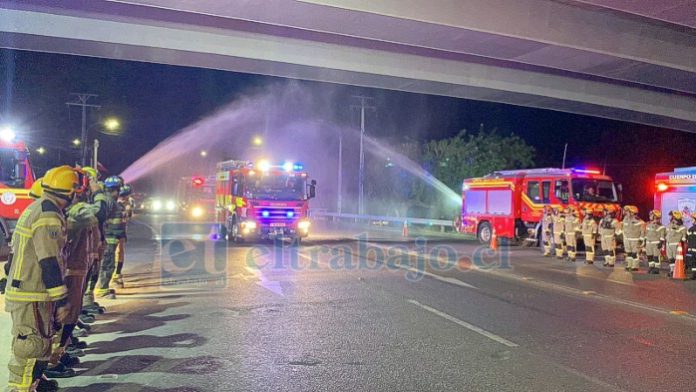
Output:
[215, 159, 316, 242]
[460, 168, 621, 244]
[654, 167, 696, 228]
[176, 175, 216, 220]
[0, 132, 36, 259]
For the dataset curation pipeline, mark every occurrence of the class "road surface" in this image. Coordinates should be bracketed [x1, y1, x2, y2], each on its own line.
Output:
[2, 215, 695, 391]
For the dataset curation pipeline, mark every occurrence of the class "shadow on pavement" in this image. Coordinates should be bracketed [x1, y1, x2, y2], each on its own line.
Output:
[87, 333, 207, 354]
[63, 382, 201, 392]
[78, 354, 225, 376]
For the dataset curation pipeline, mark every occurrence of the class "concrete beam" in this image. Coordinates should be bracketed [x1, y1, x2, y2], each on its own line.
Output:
[1, 7, 695, 131]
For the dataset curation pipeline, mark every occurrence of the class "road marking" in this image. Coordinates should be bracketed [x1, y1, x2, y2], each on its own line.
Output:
[245, 266, 285, 297]
[407, 299, 518, 347]
[401, 266, 479, 290]
[582, 291, 596, 295]
[670, 310, 689, 316]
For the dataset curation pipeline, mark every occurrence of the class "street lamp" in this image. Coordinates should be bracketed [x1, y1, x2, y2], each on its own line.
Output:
[103, 117, 120, 132]
[252, 136, 263, 146]
[72, 138, 81, 147]
[36, 147, 46, 155]
[0, 127, 16, 142]
[200, 150, 208, 157]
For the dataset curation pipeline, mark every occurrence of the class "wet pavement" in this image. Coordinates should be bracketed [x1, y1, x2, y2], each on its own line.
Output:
[2, 215, 696, 391]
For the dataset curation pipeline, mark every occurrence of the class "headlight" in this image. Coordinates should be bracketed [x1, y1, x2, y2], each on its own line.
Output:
[152, 200, 163, 211]
[242, 221, 257, 230]
[191, 206, 204, 218]
[298, 220, 310, 230]
[165, 200, 176, 211]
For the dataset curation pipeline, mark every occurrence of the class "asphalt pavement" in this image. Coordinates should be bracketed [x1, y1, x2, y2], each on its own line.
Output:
[2, 215, 696, 391]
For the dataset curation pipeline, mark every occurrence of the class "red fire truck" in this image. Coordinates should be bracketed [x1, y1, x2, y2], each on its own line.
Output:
[654, 167, 696, 227]
[460, 168, 621, 244]
[0, 133, 36, 259]
[215, 159, 316, 242]
[176, 175, 216, 220]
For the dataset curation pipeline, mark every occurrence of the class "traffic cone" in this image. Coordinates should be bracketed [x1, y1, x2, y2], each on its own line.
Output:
[490, 228, 498, 251]
[402, 220, 409, 238]
[672, 243, 687, 280]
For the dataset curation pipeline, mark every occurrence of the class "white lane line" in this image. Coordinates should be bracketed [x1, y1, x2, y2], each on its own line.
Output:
[407, 299, 519, 348]
[401, 266, 478, 290]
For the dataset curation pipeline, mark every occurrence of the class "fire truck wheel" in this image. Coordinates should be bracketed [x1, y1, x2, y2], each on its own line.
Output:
[477, 222, 492, 245]
[228, 219, 243, 244]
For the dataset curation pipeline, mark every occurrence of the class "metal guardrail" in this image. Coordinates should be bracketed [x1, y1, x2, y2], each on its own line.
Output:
[311, 210, 454, 228]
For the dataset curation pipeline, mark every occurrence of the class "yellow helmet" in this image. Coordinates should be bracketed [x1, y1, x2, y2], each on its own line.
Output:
[670, 210, 683, 220]
[42, 165, 79, 198]
[82, 166, 98, 180]
[624, 205, 638, 215]
[650, 209, 662, 219]
[29, 178, 43, 199]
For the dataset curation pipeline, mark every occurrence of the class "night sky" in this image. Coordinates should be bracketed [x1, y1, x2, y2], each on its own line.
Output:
[2, 48, 695, 212]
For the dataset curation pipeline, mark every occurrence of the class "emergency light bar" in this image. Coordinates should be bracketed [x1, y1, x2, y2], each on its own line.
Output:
[573, 168, 601, 174]
[254, 160, 305, 172]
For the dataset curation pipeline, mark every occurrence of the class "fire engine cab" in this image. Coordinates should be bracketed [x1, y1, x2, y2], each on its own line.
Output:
[655, 167, 696, 228]
[460, 168, 621, 244]
[0, 131, 35, 259]
[215, 159, 316, 242]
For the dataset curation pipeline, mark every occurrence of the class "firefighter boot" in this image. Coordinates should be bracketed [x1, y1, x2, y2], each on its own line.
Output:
[44, 363, 76, 379]
[112, 274, 124, 288]
[543, 244, 551, 257]
[625, 256, 633, 271]
[36, 375, 59, 392]
[555, 246, 564, 259]
[567, 248, 576, 262]
[585, 251, 594, 264]
[603, 252, 610, 267]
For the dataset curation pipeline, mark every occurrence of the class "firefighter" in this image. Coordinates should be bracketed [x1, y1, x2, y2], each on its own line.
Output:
[685, 212, 696, 279]
[600, 208, 619, 267]
[95, 176, 124, 299]
[666, 210, 687, 278]
[0, 180, 45, 296]
[82, 167, 111, 311]
[645, 210, 666, 274]
[564, 206, 581, 261]
[621, 205, 645, 272]
[4, 166, 78, 392]
[553, 207, 566, 259]
[113, 184, 133, 288]
[542, 205, 554, 257]
[581, 207, 598, 264]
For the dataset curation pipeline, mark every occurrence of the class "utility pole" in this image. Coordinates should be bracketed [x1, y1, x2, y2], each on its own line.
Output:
[337, 128, 343, 214]
[561, 143, 568, 169]
[66, 93, 100, 166]
[351, 95, 375, 215]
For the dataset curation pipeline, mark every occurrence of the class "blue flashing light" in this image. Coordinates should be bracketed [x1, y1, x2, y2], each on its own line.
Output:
[293, 163, 304, 171]
[262, 210, 270, 218]
[287, 211, 295, 218]
[573, 168, 600, 174]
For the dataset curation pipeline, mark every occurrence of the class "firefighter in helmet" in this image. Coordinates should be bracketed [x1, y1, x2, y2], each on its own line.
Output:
[685, 212, 696, 279]
[113, 183, 133, 288]
[581, 207, 599, 264]
[542, 205, 554, 257]
[645, 210, 666, 274]
[666, 210, 687, 278]
[95, 176, 123, 300]
[553, 206, 566, 259]
[599, 207, 619, 267]
[564, 206, 581, 261]
[621, 205, 645, 272]
[4, 166, 78, 391]
[0, 180, 44, 296]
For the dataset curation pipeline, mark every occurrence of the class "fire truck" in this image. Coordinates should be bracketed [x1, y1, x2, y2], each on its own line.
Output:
[215, 159, 316, 242]
[176, 175, 216, 220]
[0, 132, 36, 259]
[460, 168, 621, 244]
[654, 167, 696, 227]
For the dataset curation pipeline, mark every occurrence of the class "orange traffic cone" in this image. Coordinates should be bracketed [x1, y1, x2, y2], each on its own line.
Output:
[402, 220, 409, 238]
[673, 242, 687, 280]
[490, 228, 498, 251]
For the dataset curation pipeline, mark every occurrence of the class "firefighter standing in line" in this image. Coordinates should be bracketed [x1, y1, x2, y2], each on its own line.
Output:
[553, 207, 566, 259]
[645, 210, 666, 274]
[621, 205, 645, 272]
[113, 183, 133, 288]
[82, 167, 112, 310]
[564, 206, 581, 262]
[685, 212, 696, 279]
[4, 166, 78, 392]
[96, 176, 124, 299]
[600, 208, 620, 267]
[581, 207, 599, 264]
[666, 210, 687, 278]
[47, 176, 102, 378]
[542, 205, 554, 257]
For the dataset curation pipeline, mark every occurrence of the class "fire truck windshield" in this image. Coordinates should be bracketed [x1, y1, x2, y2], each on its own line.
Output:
[571, 179, 617, 202]
[245, 174, 307, 201]
[0, 148, 27, 188]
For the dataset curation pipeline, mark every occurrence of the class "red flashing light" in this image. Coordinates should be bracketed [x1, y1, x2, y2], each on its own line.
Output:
[192, 176, 205, 187]
[657, 183, 669, 192]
